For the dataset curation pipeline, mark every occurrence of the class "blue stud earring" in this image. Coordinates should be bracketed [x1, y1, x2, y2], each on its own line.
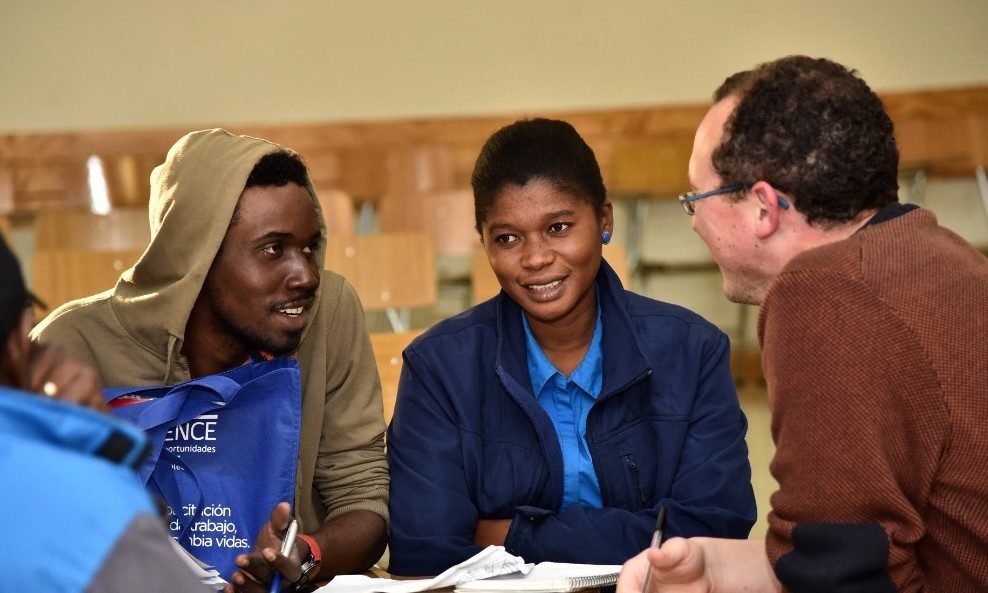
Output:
[602, 231, 612, 245]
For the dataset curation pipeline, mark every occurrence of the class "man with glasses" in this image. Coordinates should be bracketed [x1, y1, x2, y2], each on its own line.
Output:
[618, 55, 988, 592]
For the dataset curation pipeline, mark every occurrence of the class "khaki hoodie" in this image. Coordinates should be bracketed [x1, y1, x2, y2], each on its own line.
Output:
[32, 128, 389, 533]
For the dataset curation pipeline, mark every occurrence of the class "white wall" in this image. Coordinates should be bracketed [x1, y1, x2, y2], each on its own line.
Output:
[1, 0, 986, 132]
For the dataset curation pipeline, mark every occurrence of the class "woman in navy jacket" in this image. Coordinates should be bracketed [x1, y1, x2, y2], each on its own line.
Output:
[387, 118, 755, 575]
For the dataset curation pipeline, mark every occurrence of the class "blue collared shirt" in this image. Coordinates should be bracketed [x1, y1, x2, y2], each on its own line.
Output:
[522, 305, 604, 512]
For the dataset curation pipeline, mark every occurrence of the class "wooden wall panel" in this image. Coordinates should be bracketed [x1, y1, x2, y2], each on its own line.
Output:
[1, 86, 985, 212]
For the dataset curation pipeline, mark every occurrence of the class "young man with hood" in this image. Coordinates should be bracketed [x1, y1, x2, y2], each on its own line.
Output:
[32, 129, 389, 592]
[0, 233, 213, 593]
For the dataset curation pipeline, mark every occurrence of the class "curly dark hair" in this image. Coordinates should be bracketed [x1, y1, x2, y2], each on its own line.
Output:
[471, 118, 606, 235]
[712, 56, 899, 226]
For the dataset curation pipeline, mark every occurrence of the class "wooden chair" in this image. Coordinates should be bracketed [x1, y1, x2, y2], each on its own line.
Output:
[31, 248, 144, 312]
[470, 243, 631, 305]
[315, 188, 357, 238]
[377, 189, 479, 281]
[369, 329, 425, 426]
[96, 152, 162, 208]
[30, 207, 151, 312]
[384, 144, 456, 195]
[608, 137, 694, 272]
[32, 207, 151, 252]
[325, 232, 437, 332]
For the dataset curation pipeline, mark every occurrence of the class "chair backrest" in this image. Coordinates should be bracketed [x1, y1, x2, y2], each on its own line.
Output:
[33, 207, 151, 252]
[470, 243, 631, 305]
[96, 152, 162, 208]
[31, 248, 144, 312]
[325, 232, 437, 311]
[369, 329, 425, 426]
[377, 189, 479, 280]
[315, 188, 357, 238]
[608, 137, 693, 198]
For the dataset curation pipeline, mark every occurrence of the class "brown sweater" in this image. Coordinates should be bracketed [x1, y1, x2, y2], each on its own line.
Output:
[759, 207, 988, 592]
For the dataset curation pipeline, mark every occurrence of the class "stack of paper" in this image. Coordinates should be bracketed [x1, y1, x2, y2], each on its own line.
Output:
[313, 546, 620, 593]
[170, 537, 228, 590]
[316, 546, 528, 593]
[454, 563, 622, 592]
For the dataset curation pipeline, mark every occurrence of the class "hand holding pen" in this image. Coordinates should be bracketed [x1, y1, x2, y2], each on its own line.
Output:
[640, 506, 667, 593]
[269, 519, 299, 593]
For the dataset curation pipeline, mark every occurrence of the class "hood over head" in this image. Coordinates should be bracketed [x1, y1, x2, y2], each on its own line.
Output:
[112, 129, 326, 377]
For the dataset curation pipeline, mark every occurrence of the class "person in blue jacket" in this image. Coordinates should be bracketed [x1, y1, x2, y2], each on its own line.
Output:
[386, 117, 756, 575]
[0, 233, 211, 592]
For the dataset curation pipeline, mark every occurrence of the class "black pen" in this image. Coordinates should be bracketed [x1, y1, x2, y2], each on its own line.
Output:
[640, 506, 667, 593]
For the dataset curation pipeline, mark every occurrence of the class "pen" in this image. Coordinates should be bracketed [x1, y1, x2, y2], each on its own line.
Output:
[269, 519, 299, 593]
[640, 506, 667, 593]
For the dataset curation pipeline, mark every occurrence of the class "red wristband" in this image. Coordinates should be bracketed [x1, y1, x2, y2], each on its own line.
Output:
[297, 533, 322, 563]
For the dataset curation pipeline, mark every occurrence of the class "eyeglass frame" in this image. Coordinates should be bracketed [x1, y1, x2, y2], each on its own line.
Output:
[678, 184, 790, 215]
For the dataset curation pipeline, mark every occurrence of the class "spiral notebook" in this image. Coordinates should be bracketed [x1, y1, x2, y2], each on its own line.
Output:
[454, 562, 622, 592]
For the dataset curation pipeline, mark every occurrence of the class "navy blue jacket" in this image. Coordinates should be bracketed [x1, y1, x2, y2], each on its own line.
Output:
[387, 262, 756, 575]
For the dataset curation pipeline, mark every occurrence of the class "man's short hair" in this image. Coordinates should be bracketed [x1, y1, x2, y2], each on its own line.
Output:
[471, 118, 607, 235]
[245, 151, 309, 189]
[230, 151, 312, 228]
[712, 55, 900, 226]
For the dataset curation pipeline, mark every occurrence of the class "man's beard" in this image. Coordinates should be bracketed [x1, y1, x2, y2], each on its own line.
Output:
[209, 292, 307, 357]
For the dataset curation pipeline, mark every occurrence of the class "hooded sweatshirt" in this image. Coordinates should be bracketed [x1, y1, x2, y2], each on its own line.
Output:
[31, 128, 389, 533]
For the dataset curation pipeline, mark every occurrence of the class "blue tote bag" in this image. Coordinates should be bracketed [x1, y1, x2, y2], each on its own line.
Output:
[104, 357, 302, 580]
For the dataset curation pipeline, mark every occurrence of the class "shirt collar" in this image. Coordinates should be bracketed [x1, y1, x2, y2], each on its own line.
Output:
[522, 297, 604, 398]
[861, 202, 918, 229]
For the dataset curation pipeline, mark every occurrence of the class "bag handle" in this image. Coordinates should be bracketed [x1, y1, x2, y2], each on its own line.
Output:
[152, 447, 204, 542]
[107, 374, 244, 432]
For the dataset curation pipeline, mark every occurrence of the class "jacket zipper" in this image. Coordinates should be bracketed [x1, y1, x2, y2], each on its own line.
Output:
[624, 455, 648, 511]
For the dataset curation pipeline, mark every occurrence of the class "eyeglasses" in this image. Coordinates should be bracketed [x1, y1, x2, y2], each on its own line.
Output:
[679, 186, 743, 215]
[678, 185, 791, 215]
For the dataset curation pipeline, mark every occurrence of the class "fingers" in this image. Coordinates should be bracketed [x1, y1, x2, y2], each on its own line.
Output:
[616, 550, 651, 593]
[253, 503, 294, 553]
[229, 503, 300, 592]
[648, 537, 691, 571]
[26, 342, 107, 411]
[227, 546, 301, 592]
[226, 567, 266, 593]
[618, 538, 705, 593]
[269, 502, 293, 534]
[263, 545, 303, 583]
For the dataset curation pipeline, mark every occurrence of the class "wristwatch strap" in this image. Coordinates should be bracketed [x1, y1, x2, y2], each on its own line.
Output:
[297, 533, 322, 563]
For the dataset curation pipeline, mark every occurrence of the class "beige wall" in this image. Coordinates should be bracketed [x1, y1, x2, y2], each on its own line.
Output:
[1, 0, 987, 133]
[3, 0, 987, 540]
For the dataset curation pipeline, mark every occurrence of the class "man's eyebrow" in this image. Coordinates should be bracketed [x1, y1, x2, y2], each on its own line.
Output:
[253, 229, 323, 243]
[254, 231, 293, 242]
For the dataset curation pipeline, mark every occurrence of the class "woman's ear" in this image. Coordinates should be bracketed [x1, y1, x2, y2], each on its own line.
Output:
[601, 199, 615, 235]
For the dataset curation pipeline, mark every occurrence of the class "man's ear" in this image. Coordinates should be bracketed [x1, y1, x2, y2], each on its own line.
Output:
[751, 180, 785, 240]
[0, 309, 33, 388]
